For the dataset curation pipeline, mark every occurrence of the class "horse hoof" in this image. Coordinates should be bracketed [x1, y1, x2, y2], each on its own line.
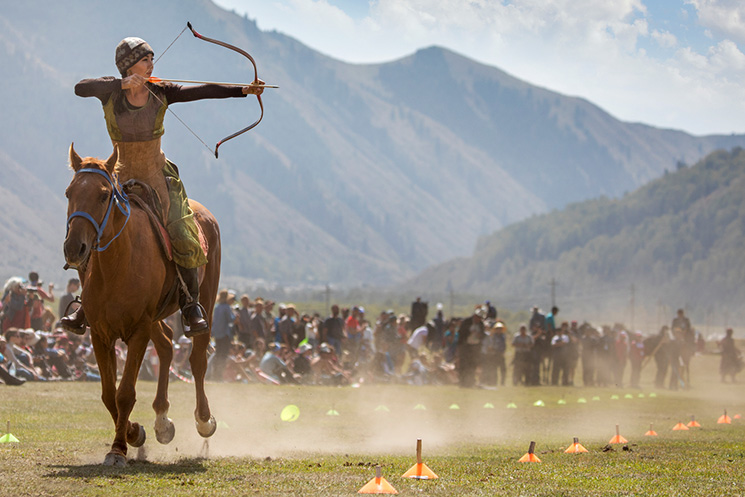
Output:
[155, 418, 176, 445]
[129, 424, 147, 448]
[196, 415, 217, 438]
[103, 452, 127, 467]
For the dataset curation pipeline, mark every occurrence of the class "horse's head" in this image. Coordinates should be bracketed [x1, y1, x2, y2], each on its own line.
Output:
[63, 143, 121, 267]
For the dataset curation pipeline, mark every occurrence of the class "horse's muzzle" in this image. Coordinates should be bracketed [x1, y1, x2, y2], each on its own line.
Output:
[63, 232, 91, 268]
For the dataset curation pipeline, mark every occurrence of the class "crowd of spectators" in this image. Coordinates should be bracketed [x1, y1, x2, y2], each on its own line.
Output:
[2, 272, 741, 388]
[1, 272, 99, 385]
[185, 292, 735, 390]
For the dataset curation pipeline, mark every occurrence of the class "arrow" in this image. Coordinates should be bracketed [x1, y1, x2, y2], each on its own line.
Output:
[148, 77, 279, 88]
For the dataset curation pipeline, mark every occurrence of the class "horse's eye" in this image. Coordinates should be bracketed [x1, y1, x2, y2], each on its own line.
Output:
[100, 192, 110, 204]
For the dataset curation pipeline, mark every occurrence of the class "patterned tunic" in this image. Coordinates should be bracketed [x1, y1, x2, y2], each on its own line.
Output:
[75, 77, 245, 267]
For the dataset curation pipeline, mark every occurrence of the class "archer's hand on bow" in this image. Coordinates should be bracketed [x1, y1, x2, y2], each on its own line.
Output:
[242, 79, 265, 96]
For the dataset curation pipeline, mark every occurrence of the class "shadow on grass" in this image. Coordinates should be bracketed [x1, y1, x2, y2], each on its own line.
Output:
[44, 457, 209, 478]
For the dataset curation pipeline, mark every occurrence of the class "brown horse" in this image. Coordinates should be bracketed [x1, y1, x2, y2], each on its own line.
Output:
[63, 144, 221, 466]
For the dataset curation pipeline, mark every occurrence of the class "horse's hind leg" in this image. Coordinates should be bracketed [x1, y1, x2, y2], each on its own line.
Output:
[190, 332, 216, 437]
[151, 321, 175, 444]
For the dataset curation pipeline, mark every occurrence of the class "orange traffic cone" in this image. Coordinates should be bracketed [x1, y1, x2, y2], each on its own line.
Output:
[644, 423, 658, 436]
[734, 414, 742, 420]
[402, 439, 438, 479]
[672, 421, 689, 431]
[687, 415, 701, 428]
[718, 410, 732, 424]
[518, 441, 541, 462]
[609, 424, 628, 444]
[564, 437, 589, 453]
[359, 465, 398, 494]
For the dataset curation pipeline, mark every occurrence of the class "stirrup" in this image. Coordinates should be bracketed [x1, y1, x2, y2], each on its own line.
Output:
[60, 297, 87, 335]
[181, 301, 209, 338]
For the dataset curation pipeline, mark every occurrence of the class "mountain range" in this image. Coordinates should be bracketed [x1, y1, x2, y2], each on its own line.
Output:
[1, 0, 744, 290]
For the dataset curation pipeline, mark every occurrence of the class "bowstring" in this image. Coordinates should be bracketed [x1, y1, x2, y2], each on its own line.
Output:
[145, 87, 216, 156]
[149, 25, 217, 156]
[153, 25, 188, 65]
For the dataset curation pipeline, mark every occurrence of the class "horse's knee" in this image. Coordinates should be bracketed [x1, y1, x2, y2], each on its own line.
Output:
[116, 384, 137, 408]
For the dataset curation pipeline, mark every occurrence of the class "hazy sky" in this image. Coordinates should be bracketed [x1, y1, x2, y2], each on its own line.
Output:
[213, 0, 745, 136]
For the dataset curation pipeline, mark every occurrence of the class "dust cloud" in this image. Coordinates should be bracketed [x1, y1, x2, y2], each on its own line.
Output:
[81, 352, 744, 464]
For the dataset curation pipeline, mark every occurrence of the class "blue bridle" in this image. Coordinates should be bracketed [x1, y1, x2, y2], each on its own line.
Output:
[66, 167, 131, 252]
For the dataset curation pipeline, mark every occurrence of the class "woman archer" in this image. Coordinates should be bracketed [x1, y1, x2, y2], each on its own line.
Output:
[63, 37, 263, 335]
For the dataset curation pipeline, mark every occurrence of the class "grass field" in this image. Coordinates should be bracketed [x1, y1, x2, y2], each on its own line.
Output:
[1, 353, 744, 496]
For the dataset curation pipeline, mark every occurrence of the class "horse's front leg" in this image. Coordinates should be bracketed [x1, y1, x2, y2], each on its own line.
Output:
[190, 332, 216, 437]
[91, 333, 123, 465]
[151, 321, 175, 444]
[108, 331, 150, 464]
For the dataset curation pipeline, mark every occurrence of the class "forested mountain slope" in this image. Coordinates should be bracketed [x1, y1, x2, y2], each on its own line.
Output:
[408, 148, 745, 321]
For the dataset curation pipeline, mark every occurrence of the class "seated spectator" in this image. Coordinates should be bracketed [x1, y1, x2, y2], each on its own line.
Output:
[224, 341, 257, 382]
[312, 342, 350, 386]
[293, 343, 314, 383]
[368, 349, 396, 382]
[259, 343, 298, 384]
[430, 353, 458, 385]
[28, 330, 72, 380]
[3, 328, 41, 381]
[404, 353, 432, 385]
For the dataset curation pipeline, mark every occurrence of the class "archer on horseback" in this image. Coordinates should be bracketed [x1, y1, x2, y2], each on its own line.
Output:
[62, 36, 263, 335]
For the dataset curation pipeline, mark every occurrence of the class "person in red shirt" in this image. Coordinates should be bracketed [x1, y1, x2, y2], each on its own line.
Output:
[345, 306, 364, 363]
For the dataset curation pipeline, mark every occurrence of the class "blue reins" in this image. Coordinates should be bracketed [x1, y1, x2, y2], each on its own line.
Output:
[66, 167, 131, 252]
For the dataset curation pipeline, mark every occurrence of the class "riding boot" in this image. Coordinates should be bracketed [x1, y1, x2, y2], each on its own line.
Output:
[60, 304, 87, 335]
[179, 266, 209, 337]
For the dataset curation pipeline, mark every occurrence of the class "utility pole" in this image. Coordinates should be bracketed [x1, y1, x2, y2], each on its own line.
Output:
[550, 278, 557, 309]
[447, 280, 454, 318]
[325, 283, 331, 316]
[656, 299, 662, 331]
[630, 283, 635, 331]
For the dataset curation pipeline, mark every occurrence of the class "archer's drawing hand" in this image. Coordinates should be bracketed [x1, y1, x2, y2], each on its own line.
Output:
[121, 74, 148, 90]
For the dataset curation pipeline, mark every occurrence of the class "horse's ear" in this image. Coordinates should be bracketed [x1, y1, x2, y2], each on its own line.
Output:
[105, 146, 119, 173]
[69, 142, 83, 172]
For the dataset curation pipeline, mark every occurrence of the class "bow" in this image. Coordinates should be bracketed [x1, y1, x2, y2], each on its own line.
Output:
[186, 22, 265, 158]
[152, 22, 272, 158]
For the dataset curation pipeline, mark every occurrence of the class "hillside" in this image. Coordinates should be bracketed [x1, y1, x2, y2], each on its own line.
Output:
[407, 148, 745, 322]
[1, 0, 745, 288]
